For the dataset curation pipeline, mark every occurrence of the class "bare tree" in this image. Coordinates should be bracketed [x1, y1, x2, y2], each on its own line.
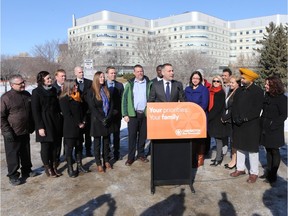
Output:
[167, 50, 217, 85]
[135, 35, 170, 78]
[0, 55, 22, 92]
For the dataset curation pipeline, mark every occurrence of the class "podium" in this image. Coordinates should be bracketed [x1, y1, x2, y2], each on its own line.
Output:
[147, 102, 206, 194]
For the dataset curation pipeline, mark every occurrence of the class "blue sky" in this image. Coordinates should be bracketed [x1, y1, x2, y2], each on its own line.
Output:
[1, 0, 287, 56]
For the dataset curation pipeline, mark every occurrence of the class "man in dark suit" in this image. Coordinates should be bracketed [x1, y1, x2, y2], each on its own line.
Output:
[52, 69, 66, 96]
[151, 65, 163, 83]
[52, 69, 66, 163]
[74, 66, 93, 157]
[148, 63, 186, 102]
[106, 66, 124, 161]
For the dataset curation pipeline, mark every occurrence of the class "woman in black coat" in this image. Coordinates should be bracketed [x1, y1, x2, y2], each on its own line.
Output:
[86, 71, 115, 173]
[221, 76, 241, 169]
[208, 75, 226, 166]
[31, 71, 62, 177]
[260, 76, 287, 183]
[59, 80, 89, 178]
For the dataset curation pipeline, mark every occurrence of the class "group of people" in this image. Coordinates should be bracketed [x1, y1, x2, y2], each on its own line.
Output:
[1, 63, 286, 186]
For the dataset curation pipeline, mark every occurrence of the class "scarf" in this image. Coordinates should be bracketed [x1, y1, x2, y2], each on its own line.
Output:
[100, 87, 109, 117]
[208, 86, 222, 111]
[70, 91, 82, 102]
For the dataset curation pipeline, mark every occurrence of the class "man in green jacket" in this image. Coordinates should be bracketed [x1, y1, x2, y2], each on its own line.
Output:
[121, 64, 151, 166]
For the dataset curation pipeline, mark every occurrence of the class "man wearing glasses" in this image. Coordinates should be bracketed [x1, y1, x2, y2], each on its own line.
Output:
[1, 74, 37, 186]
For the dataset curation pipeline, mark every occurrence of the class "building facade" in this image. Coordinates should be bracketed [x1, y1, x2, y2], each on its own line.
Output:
[68, 10, 287, 68]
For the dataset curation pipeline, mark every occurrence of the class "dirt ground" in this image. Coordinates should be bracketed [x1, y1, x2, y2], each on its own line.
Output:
[1, 124, 287, 216]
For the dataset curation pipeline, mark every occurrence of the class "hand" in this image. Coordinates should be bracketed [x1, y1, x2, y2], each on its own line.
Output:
[233, 117, 243, 126]
[124, 116, 129, 123]
[3, 132, 15, 142]
[79, 123, 85, 128]
[39, 129, 46, 137]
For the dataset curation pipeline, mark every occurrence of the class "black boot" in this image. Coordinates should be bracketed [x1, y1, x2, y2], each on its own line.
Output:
[76, 154, 90, 173]
[67, 157, 77, 178]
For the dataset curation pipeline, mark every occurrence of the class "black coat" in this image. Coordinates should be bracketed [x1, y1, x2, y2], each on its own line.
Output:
[86, 89, 116, 137]
[208, 89, 225, 138]
[232, 84, 264, 152]
[261, 93, 287, 148]
[59, 95, 85, 139]
[31, 86, 63, 142]
[107, 80, 124, 123]
[221, 90, 237, 137]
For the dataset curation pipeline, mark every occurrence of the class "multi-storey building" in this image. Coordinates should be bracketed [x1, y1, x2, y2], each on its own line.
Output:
[68, 10, 287, 68]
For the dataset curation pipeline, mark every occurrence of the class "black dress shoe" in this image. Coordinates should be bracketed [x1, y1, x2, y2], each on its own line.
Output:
[224, 164, 236, 169]
[210, 160, 222, 166]
[9, 178, 21, 186]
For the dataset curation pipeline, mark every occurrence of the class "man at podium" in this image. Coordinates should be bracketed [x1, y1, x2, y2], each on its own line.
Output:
[148, 63, 186, 103]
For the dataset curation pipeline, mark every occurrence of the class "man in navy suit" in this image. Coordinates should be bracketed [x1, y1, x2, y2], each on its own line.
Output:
[74, 66, 93, 158]
[106, 66, 124, 161]
[148, 63, 186, 102]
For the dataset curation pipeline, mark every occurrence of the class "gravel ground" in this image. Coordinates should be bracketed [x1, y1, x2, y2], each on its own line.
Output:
[1, 124, 287, 216]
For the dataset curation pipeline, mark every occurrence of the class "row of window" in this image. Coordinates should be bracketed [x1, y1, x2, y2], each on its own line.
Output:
[230, 29, 263, 36]
[230, 38, 258, 43]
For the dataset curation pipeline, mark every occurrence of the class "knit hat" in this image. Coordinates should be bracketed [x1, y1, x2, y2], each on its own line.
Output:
[239, 68, 259, 81]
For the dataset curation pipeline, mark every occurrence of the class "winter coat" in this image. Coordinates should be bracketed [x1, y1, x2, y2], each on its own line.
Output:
[59, 95, 85, 139]
[86, 89, 116, 137]
[184, 84, 209, 113]
[221, 90, 237, 137]
[207, 89, 225, 138]
[1, 89, 34, 136]
[31, 86, 63, 142]
[261, 93, 287, 148]
[121, 76, 151, 117]
[232, 84, 264, 152]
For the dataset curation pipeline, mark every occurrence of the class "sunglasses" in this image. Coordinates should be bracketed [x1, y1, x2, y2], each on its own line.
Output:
[212, 80, 221, 83]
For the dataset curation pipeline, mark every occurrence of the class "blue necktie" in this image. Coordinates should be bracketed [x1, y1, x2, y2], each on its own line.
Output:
[165, 82, 170, 101]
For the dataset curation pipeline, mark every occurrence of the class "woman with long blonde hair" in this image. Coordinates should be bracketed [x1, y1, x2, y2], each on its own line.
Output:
[221, 75, 241, 169]
[86, 71, 115, 173]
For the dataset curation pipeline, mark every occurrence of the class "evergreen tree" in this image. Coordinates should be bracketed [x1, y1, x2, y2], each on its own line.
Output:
[256, 22, 288, 86]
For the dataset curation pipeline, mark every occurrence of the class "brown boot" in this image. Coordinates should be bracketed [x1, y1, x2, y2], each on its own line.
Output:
[44, 165, 57, 178]
[197, 154, 204, 167]
[53, 162, 62, 177]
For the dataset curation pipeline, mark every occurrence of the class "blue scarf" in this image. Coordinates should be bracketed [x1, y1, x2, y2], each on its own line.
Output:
[100, 87, 109, 117]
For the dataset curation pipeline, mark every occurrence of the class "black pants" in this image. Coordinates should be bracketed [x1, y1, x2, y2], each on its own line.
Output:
[4, 134, 32, 178]
[84, 114, 92, 153]
[265, 147, 281, 180]
[94, 136, 110, 166]
[111, 118, 122, 157]
[64, 138, 82, 161]
[55, 136, 63, 163]
[127, 113, 147, 161]
[40, 141, 58, 166]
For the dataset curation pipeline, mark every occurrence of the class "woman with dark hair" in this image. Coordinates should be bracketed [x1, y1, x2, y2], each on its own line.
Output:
[86, 71, 115, 173]
[31, 71, 63, 177]
[208, 75, 226, 166]
[221, 75, 241, 169]
[185, 71, 209, 167]
[260, 76, 287, 184]
[59, 80, 89, 178]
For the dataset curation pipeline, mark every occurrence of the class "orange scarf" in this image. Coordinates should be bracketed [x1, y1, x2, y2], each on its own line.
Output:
[70, 91, 82, 102]
[208, 86, 222, 111]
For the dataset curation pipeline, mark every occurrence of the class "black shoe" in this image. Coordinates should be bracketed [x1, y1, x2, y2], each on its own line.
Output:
[9, 178, 21, 186]
[210, 160, 222, 166]
[211, 159, 216, 162]
[259, 174, 267, 179]
[224, 164, 236, 170]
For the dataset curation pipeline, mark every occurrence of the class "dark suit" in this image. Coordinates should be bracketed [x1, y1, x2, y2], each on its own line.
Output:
[148, 80, 186, 102]
[75, 78, 93, 155]
[107, 80, 124, 159]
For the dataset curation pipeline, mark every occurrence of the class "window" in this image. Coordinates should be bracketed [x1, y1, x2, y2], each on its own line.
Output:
[107, 25, 116, 30]
[240, 46, 242, 50]
[246, 47, 249, 49]
[174, 36, 177, 39]
[259, 30, 263, 33]
[253, 30, 256, 34]
[174, 27, 177, 31]
[246, 31, 249, 34]
[240, 32, 243, 35]
[92, 25, 99, 29]
[120, 26, 123, 30]
[126, 27, 129, 31]
[240, 39, 243, 42]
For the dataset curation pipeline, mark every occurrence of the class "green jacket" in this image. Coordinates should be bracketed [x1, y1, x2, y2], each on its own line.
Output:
[121, 76, 152, 117]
